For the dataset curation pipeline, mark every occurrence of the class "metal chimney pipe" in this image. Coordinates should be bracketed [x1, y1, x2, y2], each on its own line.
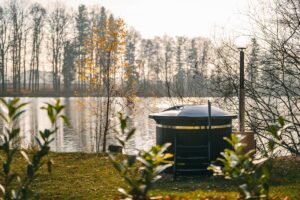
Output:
[208, 100, 211, 129]
[208, 100, 211, 161]
[239, 48, 245, 133]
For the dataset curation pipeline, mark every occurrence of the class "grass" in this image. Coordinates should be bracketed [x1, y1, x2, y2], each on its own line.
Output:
[2, 152, 300, 200]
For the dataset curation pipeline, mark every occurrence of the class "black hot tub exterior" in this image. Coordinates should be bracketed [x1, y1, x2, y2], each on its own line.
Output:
[149, 105, 237, 175]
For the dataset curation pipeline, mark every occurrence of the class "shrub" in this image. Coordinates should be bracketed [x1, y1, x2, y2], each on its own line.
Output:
[208, 133, 270, 199]
[109, 113, 173, 200]
[0, 98, 68, 200]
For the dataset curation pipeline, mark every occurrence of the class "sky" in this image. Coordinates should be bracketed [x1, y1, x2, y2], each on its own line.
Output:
[35, 0, 250, 39]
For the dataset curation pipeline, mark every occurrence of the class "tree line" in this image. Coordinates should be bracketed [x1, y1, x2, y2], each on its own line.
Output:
[0, 0, 215, 97]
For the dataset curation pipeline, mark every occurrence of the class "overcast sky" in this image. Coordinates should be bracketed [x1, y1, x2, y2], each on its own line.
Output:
[33, 0, 250, 39]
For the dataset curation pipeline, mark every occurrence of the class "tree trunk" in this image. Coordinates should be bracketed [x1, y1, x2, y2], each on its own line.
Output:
[102, 51, 111, 152]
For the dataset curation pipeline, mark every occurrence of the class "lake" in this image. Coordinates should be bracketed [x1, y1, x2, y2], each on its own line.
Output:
[0, 97, 238, 153]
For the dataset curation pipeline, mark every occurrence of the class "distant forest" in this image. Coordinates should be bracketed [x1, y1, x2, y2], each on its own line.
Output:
[0, 0, 217, 97]
[0, 0, 298, 98]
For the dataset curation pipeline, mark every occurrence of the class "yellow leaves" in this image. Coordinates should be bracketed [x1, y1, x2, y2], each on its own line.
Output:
[90, 77, 99, 85]
[79, 72, 87, 81]
[136, 62, 142, 69]
[78, 16, 128, 88]
[123, 62, 129, 68]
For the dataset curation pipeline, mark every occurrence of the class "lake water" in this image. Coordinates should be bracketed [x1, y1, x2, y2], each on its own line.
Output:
[0, 97, 238, 153]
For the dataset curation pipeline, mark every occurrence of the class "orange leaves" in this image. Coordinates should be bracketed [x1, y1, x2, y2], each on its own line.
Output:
[79, 16, 127, 87]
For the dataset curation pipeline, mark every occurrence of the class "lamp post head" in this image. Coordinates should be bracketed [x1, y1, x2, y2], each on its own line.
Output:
[238, 47, 246, 51]
[235, 36, 249, 51]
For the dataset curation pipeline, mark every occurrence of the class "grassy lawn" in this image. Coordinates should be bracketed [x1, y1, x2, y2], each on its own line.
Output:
[4, 153, 300, 199]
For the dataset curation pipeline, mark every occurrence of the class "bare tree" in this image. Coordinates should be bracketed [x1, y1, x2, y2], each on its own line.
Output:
[234, 0, 300, 155]
[48, 4, 69, 93]
[9, 0, 27, 93]
[208, 0, 300, 155]
[0, 5, 10, 94]
[28, 3, 46, 93]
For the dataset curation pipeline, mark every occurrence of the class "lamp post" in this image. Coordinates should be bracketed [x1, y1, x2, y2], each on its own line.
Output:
[238, 47, 246, 133]
[235, 36, 256, 152]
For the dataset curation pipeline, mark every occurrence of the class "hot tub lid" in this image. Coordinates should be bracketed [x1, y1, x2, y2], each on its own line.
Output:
[149, 105, 237, 120]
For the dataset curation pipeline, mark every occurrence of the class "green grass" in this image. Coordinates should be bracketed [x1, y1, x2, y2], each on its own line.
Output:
[2, 153, 300, 199]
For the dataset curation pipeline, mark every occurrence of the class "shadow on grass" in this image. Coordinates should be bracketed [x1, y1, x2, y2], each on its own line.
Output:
[153, 173, 235, 193]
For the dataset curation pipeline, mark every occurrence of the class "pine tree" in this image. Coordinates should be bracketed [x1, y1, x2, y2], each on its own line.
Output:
[62, 40, 75, 95]
[96, 7, 107, 92]
[143, 39, 155, 94]
[187, 38, 198, 95]
[152, 37, 163, 89]
[75, 4, 89, 92]
[125, 28, 140, 99]
[174, 36, 187, 97]
[261, 43, 280, 89]
[197, 40, 210, 96]
[247, 38, 260, 85]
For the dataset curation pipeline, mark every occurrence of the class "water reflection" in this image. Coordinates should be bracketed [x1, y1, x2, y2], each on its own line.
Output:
[0, 97, 220, 153]
[0, 98, 162, 152]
